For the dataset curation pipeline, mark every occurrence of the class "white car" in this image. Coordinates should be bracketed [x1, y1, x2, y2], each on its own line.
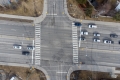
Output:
[27, 46, 34, 50]
[81, 31, 88, 35]
[93, 33, 100, 36]
[93, 38, 100, 42]
[88, 24, 97, 28]
[13, 45, 22, 49]
[103, 40, 114, 44]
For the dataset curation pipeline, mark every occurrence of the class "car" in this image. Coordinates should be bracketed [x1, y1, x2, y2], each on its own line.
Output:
[22, 51, 30, 55]
[72, 22, 81, 26]
[88, 24, 97, 28]
[93, 38, 100, 42]
[27, 46, 34, 50]
[110, 34, 118, 38]
[103, 39, 114, 44]
[93, 33, 100, 36]
[80, 36, 86, 41]
[13, 45, 22, 49]
[81, 31, 88, 35]
[118, 41, 120, 44]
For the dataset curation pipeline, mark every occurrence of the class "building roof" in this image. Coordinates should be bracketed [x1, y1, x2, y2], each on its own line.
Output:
[115, 3, 120, 11]
[0, 0, 11, 6]
[0, 0, 18, 7]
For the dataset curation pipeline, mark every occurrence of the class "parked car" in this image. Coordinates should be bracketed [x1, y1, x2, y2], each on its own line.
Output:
[93, 33, 100, 36]
[72, 22, 81, 26]
[103, 39, 114, 44]
[81, 31, 88, 35]
[27, 46, 34, 50]
[93, 38, 100, 42]
[88, 24, 97, 28]
[22, 51, 30, 55]
[110, 33, 118, 38]
[13, 45, 22, 49]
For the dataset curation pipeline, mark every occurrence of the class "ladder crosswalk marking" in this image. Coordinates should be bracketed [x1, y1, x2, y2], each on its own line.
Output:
[35, 23, 41, 65]
[72, 23, 78, 64]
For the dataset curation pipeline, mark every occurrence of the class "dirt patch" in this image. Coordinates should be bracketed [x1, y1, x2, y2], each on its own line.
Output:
[67, 0, 85, 19]
[0, 0, 43, 17]
[0, 65, 46, 80]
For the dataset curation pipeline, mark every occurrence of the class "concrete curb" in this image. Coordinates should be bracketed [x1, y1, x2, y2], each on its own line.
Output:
[34, 0, 47, 23]
[64, 0, 120, 25]
[0, 62, 50, 80]
[67, 64, 116, 80]
[64, 0, 80, 22]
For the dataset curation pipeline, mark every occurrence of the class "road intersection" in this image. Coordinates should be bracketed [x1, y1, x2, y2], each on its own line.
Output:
[0, 0, 120, 80]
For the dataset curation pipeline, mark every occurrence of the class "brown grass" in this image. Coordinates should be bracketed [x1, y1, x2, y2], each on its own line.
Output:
[67, 0, 120, 23]
[0, 65, 46, 80]
[0, 0, 43, 17]
[71, 70, 120, 80]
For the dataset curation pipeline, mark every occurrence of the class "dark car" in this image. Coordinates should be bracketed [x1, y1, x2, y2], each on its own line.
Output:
[118, 41, 120, 44]
[72, 22, 81, 26]
[22, 51, 30, 55]
[80, 36, 86, 41]
[110, 34, 118, 38]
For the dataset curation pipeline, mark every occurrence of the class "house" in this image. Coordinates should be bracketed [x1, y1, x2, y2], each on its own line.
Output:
[115, 1, 120, 11]
[10, 76, 19, 80]
[0, 0, 18, 7]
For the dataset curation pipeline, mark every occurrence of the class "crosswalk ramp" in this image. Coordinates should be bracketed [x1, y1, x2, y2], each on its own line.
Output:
[72, 25, 78, 64]
[35, 23, 41, 65]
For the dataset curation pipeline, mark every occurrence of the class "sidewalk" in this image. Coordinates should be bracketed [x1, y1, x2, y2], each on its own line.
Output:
[0, 0, 47, 24]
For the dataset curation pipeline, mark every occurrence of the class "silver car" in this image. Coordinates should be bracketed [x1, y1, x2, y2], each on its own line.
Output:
[81, 31, 88, 35]
[27, 46, 34, 50]
[93, 33, 100, 36]
[93, 38, 100, 42]
[103, 40, 114, 44]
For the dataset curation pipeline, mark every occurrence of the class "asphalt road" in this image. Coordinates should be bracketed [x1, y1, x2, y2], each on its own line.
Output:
[41, 0, 73, 63]
[79, 23, 120, 65]
[40, 0, 74, 80]
[39, 0, 120, 79]
[0, 20, 35, 64]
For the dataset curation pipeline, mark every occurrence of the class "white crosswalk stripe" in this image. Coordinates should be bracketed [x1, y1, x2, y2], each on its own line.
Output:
[35, 23, 41, 65]
[72, 24, 78, 64]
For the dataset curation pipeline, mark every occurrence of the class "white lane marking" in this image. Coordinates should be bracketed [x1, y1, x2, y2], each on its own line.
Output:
[56, 72, 67, 73]
[11, 29, 16, 31]
[47, 14, 57, 15]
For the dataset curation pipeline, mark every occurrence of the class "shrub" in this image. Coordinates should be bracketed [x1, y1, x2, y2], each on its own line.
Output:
[113, 11, 120, 21]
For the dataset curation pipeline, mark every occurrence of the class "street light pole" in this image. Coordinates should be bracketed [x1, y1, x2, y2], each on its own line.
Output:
[86, 47, 88, 56]
[79, 25, 82, 47]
